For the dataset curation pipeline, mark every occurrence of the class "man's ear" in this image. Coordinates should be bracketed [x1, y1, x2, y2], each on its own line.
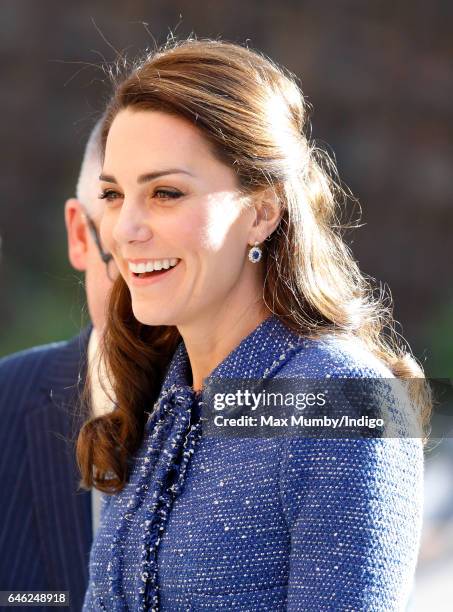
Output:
[64, 198, 88, 271]
[249, 186, 282, 244]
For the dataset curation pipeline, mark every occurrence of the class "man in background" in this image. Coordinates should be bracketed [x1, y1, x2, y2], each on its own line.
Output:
[0, 120, 114, 610]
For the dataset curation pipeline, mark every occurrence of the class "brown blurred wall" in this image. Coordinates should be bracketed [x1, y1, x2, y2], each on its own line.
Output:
[0, 0, 452, 373]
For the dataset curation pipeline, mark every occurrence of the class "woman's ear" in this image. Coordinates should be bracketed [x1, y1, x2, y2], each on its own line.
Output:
[64, 198, 89, 271]
[249, 186, 282, 243]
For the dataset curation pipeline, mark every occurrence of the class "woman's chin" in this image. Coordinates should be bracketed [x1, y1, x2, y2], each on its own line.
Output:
[131, 305, 175, 327]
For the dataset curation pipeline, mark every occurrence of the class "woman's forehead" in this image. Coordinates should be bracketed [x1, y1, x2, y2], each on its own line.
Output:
[103, 108, 235, 187]
[107, 109, 206, 154]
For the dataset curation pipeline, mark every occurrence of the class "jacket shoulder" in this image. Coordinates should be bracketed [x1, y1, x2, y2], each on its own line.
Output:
[0, 326, 91, 376]
[274, 333, 422, 438]
[276, 333, 394, 379]
[0, 329, 91, 416]
[0, 340, 68, 380]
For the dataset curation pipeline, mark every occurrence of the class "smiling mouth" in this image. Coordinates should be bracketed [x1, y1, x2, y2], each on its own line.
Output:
[134, 269, 169, 279]
[132, 259, 181, 279]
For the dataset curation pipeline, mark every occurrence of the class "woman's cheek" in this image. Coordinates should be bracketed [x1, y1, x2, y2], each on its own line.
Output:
[187, 195, 241, 252]
[170, 209, 213, 251]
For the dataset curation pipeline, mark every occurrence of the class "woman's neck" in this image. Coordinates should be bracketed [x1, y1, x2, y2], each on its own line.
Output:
[179, 302, 272, 392]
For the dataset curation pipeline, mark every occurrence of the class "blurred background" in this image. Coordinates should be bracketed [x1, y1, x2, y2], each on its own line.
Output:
[0, 0, 452, 608]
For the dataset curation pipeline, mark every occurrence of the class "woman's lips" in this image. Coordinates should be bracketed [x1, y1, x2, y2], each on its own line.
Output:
[129, 259, 181, 286]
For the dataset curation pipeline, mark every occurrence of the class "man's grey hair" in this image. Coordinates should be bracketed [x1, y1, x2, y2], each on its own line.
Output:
[75, 118, 103, 215]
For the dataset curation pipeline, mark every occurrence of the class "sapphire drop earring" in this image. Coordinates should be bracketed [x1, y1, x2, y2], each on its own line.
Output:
[248, 241, 262, 263]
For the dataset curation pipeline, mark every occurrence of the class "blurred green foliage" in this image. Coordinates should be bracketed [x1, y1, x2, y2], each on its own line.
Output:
[0, 240, 89, 358]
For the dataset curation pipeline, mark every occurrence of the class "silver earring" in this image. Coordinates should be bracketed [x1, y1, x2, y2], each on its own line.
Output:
[248, 241, 262, 263]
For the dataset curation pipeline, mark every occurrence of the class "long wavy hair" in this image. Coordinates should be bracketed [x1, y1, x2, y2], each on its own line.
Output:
[77, 37, 431, 493]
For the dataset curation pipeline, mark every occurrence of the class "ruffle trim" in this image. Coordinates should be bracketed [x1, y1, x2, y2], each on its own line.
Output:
[107, 385, 203, 611]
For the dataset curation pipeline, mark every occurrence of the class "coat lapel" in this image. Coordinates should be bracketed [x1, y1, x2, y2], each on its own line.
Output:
[25, 328, 92, 606]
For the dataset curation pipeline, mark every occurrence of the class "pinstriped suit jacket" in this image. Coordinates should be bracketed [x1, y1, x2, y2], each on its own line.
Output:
[0, 329, 92, 611]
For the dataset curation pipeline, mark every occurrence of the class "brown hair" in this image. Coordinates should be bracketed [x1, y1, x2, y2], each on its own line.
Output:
[77, 37, 431, 493]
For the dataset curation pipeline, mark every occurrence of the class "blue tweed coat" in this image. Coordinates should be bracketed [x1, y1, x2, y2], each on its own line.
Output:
[83, 315, 423, 611]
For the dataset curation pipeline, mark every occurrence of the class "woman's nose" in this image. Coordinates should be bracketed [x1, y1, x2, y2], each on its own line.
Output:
[112, 199, 153, 245]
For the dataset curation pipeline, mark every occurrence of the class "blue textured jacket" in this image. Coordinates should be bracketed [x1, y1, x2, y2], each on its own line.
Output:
[83, 315, 423, 611]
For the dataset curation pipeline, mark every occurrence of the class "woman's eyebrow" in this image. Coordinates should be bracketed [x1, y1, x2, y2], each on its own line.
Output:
[99, 169, 194, 184]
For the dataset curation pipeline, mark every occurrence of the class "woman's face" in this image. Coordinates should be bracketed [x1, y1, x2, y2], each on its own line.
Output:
[100, 108, 261, 328]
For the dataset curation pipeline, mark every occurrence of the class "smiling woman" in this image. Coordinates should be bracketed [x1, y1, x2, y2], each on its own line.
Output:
[77, 37, 431, 611]
[97, 108, 272, 343]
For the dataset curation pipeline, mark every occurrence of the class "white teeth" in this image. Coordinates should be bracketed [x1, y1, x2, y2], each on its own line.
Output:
[128, 258, 180, 273]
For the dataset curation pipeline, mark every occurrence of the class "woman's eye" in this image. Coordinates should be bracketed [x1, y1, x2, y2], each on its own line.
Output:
[153, 189, 182, 200]
[98, 189, 121, 202]
[97, 188, 182, 204]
